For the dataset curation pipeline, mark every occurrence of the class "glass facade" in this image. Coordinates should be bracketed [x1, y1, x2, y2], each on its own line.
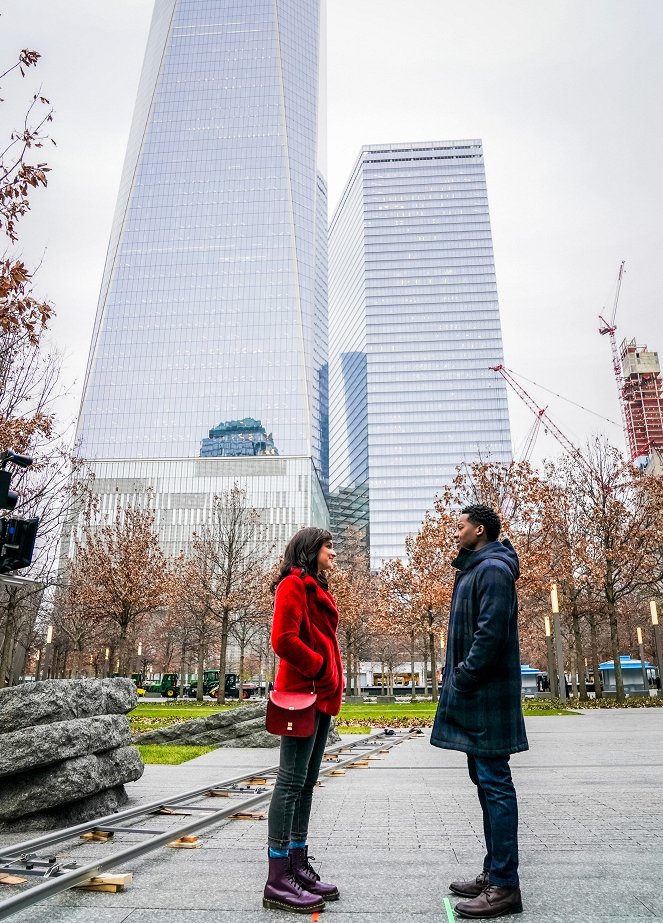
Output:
[329, 141, 512, 567]
[61, 457, 327, 560]
[74, 0, 328, 554]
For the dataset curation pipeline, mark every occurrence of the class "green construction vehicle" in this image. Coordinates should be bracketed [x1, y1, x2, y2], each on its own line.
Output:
[142, 673, 180, 698]
[187, 671, 257, 699]
[186, 670, 221, 698]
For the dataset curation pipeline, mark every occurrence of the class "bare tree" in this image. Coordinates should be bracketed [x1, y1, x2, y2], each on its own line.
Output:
[69, 502, 176, 675]
[189, 485, 266, 703]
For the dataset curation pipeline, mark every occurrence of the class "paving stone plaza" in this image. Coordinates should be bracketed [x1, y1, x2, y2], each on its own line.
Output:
[0, 709, 661, 922]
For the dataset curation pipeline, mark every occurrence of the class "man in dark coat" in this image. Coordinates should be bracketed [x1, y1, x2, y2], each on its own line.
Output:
[431, 504, 528, 919]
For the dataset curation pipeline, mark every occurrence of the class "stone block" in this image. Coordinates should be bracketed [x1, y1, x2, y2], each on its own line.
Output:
[0, 745, 144, 820]
[134, 699, 342, 748]
[0, 678, 137, 734]
[0, 714, 132, 778]
[0, 784, 129, 832]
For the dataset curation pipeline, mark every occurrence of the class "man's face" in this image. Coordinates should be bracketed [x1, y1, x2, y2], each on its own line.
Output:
[456, 513, 484, 551]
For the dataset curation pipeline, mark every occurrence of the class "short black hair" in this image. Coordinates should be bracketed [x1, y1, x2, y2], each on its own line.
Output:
[461, 504, 501, 542]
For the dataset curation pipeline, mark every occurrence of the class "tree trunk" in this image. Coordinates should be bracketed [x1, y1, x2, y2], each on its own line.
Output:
[0, 610, 16, 688]
[217, 607, 230, 704]
[570, 603, 587, 700]
[196, 641, 205, 703]
[428, 607, 439, 701]
[410, 630, 416, 702]
[179, 638, 187, 699]
[606, 593, 625, 701]
[588, 612, 603, 699]
[345, 629, 352, 697]
[239, 638, 245, 700]
[380, 658, 385, 695]
[570, 652, 578, 697]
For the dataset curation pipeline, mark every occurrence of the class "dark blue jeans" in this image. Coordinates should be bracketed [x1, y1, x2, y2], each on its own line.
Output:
[467, 754, 519, 888]
[268, 711, 331, 850]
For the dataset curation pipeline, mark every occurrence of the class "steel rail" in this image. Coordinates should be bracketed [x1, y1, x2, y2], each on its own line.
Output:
[0, 730, 385, 860]
[0, 731, 409, 920]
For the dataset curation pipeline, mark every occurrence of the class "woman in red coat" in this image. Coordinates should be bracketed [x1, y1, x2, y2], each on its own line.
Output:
[263, 527, 343, 914]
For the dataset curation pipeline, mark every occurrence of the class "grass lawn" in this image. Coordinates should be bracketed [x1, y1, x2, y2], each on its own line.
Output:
[337, 700, 576, 727]
[129, 698, 576, 736]
[138, 744, 217, 765]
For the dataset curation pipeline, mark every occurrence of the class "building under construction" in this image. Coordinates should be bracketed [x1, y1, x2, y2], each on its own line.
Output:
[620, 338, 663, 467]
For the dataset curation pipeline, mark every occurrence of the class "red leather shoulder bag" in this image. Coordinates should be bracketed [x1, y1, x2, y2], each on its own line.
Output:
[266, 688, 317, 737]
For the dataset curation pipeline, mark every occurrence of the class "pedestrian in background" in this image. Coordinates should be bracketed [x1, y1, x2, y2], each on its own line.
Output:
[263, 527, 343, 914]
[431, 504, 528, 919]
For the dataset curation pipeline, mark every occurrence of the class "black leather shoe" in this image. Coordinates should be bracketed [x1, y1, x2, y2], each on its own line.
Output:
[449, 871, 489, 898]
[455, 885, 523, 919]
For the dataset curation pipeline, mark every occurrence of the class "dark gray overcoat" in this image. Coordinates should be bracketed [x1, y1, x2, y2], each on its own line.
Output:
[430, 538, 529, 758]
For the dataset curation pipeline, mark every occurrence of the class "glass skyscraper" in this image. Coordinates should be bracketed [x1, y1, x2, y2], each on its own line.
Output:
[328, 141, 512, 567]
[72, 0, 328, 557]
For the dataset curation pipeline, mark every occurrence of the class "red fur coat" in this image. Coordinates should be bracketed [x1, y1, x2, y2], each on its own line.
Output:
[271, 569, 343, 716]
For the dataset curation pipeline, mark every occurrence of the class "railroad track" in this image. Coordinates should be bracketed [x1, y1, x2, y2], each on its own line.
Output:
[0, 729, 412, 920]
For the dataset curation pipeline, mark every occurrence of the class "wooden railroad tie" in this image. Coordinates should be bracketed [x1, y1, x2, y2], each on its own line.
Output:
[231, 810, 267, 821]
[206, 789, 233, 798]
[75, 873, 133, 893]
[80, 830, 113, 842]
[329, 768, 346, 776]
[167, 835, 202, 849]
[0, 872, 28, 886]
[350, 760, 370, 768]
[246, 778, 271, 786]
[158, 807, 208, 816]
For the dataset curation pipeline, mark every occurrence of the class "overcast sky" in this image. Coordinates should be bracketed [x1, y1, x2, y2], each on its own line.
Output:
[2, 0, 662, 466]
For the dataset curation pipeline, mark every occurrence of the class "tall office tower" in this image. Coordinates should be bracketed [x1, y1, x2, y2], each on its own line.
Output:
[328, 141, 512, 567]
[71, 0, 328, 557]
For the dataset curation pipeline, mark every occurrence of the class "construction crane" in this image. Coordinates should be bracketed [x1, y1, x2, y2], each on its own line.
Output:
[490, 364, 596, 478]
[598, 260, 634, 458]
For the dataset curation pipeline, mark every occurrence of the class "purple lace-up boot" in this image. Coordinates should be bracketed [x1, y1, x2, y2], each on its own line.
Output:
[263, 853, 326, 914]
[290, 847, 340, 901]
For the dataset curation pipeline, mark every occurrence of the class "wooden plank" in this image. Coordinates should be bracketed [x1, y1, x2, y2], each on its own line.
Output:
[75, 873, 133, 893]
[350, 760, 370, 768]
[232, 810, 267, 821]
[167, 835, 203, 849]
[206, 789, 233, 797]
[80, 831, 113, 842]
[246, 778, 270, 785]
[0, 873, 28, 885]
[329, 769, 346, 776]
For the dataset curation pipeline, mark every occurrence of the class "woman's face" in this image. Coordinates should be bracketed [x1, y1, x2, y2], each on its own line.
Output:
[316, 539, 336, 573]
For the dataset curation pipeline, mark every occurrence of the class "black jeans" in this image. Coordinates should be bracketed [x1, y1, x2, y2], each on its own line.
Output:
[268, 711, 331, 850]
[467, 754, 519, 888]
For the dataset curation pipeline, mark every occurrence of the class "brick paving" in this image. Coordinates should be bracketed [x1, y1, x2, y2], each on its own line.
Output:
[1, 709, 662, 922]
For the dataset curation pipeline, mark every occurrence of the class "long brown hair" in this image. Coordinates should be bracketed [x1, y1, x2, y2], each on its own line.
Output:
[272, 526, 333, 592]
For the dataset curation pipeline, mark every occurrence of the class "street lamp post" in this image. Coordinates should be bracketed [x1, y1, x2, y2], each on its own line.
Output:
[550, 584, 567, 702]
[544, 616, 558, 697]
[636, 627, 650, 695]
[43, 624, 54, 680]
[104, 647, 110, 679]
[650, 601, 662, 696]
